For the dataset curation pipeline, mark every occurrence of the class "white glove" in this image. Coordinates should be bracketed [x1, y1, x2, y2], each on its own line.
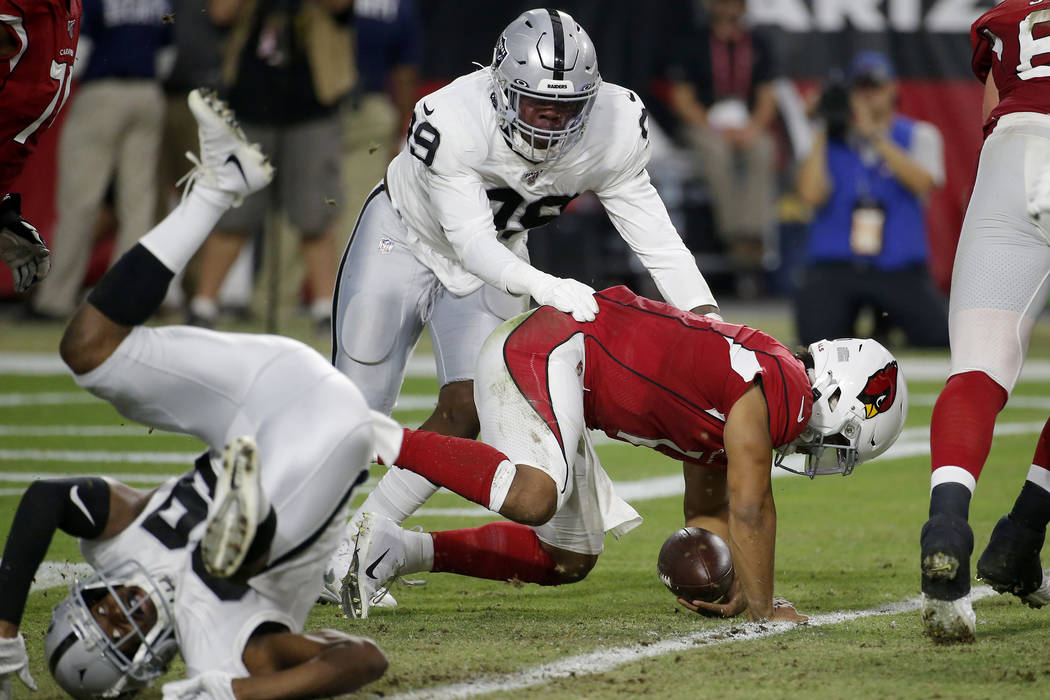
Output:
[530, 274, 599, 322]
[162, 671, 236, 700]
[1027, 167, 1050, 221]
[0, 633, 37, 699]
[0, 194, 51, 293]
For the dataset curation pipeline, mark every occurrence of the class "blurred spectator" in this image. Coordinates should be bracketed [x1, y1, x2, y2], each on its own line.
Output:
[341, 0, 421, 220]
[188, 0, 353, 331]
[795, 51, 948, 347]
[666, 0, 779, 285]
[31, 0, 172, 319]
[154, 1, 227, 312]
[157, 0, 226, 217]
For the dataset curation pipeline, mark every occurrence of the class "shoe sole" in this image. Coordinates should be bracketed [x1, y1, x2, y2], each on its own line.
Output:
[201, 436, 261, 578]
[341, 515, 374, 619]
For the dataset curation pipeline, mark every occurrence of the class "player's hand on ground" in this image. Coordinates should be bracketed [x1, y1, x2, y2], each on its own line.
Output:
[533, 274, 599, 322]
[0, 194, 51, 293]
[0, 633, 37, 699]
[162, 670, 236, 700]
[1027, 168, 1050, 221]
[770, 597, 808, 623]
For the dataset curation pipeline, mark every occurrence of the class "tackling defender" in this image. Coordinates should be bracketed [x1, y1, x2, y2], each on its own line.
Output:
[325, 8, 722, 599]
[920, 0, 1050, 643]
[0, 90, 397, 699]
[341, 288, 908, 622]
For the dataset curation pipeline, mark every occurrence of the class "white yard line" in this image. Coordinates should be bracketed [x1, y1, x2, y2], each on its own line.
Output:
[6, 352, 1050, 382]
[386, 587, 998, 700]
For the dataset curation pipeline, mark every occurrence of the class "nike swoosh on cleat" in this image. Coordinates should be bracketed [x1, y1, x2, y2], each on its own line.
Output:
[365, 548, 391, 580]
[225, 154, 249, 185]
[423, 103, 434, 116]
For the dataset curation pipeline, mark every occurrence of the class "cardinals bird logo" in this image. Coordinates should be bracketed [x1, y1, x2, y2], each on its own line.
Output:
[857, 362, 898, 419]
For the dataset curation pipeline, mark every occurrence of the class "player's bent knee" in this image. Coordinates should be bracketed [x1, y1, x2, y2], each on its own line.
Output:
[500, 465, 558, 526]
[547, 549, 599, 584]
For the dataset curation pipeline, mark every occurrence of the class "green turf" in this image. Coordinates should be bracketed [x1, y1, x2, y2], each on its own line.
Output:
[3, 344, 1050, 698]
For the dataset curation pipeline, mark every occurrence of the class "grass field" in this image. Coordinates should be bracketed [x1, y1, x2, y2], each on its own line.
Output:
[3, 315, 1050, 699]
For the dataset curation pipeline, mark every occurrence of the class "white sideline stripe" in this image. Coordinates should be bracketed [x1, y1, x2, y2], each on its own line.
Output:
[29, 562, 94, 592]
[0, 391, 102, 406]
[0, 449, 199, 463]
[388, 587, 998, 700]
[7, 352, 1050, 382]
[1, 422, 1046, 504]
[0, 425, 152, 436]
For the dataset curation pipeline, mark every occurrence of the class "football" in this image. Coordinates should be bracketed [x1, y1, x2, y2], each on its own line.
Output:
[657, 527, 734, 603]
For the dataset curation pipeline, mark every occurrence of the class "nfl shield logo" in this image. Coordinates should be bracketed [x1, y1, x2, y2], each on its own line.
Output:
[522, 169, 543, 186]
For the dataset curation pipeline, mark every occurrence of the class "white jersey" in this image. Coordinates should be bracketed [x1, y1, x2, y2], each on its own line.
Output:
[384, 68, 713, 310]
[81, 461, 331, 678]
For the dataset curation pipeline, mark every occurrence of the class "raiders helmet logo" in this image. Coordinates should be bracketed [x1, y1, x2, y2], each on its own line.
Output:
[857, 362, 899, 419]
[494, 36, 508, 68]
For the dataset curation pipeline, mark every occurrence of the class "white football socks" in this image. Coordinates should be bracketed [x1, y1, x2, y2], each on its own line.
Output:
[139, 185, 234, 274]
[357, 466, 440, 524]
[401, 527, 434, 575]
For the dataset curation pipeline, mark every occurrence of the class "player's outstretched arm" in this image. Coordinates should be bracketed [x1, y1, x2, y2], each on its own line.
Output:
[184, 628, 386, 699]
[702, 386, 783, 621]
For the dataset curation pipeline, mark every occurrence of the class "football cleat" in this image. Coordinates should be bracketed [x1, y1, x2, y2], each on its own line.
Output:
[920, 514, 976, 642]
[920, 593, 976, 644]
[319, 513, 398, 608]
[201, 436, 265, 578]
[342, 512, 406, 619]
[976, 514, 1050, 608]
[179, 89, 274, 206]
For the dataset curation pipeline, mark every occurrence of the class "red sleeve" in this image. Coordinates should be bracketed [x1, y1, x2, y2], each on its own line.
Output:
[971, 21, 993, 84]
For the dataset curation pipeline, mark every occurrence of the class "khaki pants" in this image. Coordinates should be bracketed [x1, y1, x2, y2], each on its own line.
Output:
[686, 125, 776, 266]
[35, 80, 164, 316]
[338, 93, 398, 249]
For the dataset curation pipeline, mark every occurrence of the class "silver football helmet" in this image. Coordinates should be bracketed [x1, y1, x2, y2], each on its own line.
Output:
[491, 8, 601, 162]
[45, 561, 178, 699]
[775, 338, 908, 477]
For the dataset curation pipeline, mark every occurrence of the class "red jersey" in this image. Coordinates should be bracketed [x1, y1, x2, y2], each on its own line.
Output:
[503, 286, 813, 468]
[0, 0, 81, 193]
[972, 0, 1050, 135]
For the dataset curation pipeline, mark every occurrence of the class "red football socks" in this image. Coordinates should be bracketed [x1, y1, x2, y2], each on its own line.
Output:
[394, 429, 509, 507]
[432, 522, 560, 585]
[930, 371, 1008, 482]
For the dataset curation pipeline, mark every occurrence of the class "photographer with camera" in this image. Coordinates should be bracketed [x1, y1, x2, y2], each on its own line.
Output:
[795, 51, 948, 347]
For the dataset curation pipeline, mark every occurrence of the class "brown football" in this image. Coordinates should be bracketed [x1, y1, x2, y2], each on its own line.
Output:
[657, 527, 734, 603]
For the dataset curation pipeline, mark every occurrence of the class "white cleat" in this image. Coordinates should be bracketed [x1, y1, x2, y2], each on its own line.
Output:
[342, 512, 406, 619]
[1023, 574, 1050, 608]
[921, 593, 976, 643]
[201, 436, 265, 578]
[181, 88, 274, 205]
[319, 514, 397, 608]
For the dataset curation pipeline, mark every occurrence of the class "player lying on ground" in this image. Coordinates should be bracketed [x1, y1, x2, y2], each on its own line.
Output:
[920, 0, 1050, 643]
[0, 89, 399, 700]
[338, 288, 908, 622]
